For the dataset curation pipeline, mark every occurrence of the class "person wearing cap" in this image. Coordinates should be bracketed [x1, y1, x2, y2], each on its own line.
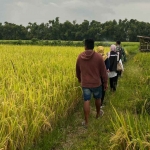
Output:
[97, 46, 109, 108]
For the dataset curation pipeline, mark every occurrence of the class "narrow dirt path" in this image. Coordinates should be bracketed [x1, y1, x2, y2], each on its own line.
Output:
[54, 94, 114, 150]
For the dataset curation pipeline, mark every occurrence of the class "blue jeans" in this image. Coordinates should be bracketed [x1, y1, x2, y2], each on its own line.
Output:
[82, 86, 102, 101]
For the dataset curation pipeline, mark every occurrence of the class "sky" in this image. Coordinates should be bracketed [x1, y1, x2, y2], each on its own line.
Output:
[1, 0, 150, 26]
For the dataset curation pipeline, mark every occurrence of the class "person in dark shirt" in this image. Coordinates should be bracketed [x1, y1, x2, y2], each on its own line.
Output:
[116, 40, 126, 77]
[108, 45, 119, 91]
[76, 39, 108, 127]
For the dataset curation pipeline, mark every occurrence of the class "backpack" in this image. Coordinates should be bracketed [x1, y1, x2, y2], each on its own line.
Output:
[116, 46, 123, 60]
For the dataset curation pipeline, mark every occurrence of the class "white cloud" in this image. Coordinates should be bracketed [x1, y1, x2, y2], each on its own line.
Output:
[0, 0, 150, 25]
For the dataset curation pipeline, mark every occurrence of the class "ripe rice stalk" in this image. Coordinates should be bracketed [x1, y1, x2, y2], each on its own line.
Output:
[110, 106, 150, 150]
[0, 45, 83, 149]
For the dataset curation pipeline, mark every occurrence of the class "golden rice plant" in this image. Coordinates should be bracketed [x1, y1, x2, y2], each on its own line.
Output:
[110, 107, 150, 150]
[0, 45, 84, 150]
[109, 50, 150, 150]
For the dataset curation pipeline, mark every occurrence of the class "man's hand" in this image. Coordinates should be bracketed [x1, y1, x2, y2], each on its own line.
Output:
[104, 84, 108, 91]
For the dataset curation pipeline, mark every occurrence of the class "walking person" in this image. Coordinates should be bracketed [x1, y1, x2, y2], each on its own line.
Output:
[108, 45, 119, 92]
[116, 41, 126, 77]
[97, 46, 109, 108]
[76, 39, 108, 127]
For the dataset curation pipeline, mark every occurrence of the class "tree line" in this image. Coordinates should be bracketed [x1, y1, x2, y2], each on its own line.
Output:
[0, 17, 150, 42]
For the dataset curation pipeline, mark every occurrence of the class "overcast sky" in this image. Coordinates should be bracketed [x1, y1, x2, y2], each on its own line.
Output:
[1, 0, 150, 26]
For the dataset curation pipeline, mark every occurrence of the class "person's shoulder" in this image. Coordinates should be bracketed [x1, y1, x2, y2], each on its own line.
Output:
[79, 51, 84, 54]
[110, 51, 117, 54]
[77, 51, 84, 57]
[116, 45, 121, 49]
[93, 51, 98, 55]
[76, 53, 82, 61]
[94, 51, 100, 55]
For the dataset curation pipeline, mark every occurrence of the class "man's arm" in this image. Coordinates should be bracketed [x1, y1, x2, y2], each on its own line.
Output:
[105, 58, 110, 71]
[76, 58, 81, 83]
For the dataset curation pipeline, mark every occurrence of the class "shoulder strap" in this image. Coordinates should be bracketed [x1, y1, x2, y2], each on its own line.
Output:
[110, 54, 118, 56]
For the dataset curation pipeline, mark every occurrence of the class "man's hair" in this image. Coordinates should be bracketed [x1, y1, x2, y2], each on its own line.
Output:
[85, 39, 94, 49]
[116, 41, 121, 45]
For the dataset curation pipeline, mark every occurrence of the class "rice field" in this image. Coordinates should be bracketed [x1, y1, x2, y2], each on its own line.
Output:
[0, 43, 150, 150]
[0, 45, 121, 149]
[0, 45, 87, 150]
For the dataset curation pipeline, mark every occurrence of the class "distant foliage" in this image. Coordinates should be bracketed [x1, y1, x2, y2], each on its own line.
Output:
[0, 40, 139, 47]
[0, 18, 150, 41]
[0, 45, 82, 150]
